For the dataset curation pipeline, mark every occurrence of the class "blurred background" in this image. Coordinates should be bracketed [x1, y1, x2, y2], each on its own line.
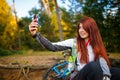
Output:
[0, 0, 120, 56]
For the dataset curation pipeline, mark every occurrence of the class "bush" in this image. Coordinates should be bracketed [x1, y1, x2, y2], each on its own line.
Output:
[0, 48, 22, 56]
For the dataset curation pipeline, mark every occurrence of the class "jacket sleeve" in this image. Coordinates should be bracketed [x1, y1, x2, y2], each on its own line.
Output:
[33, 32, 73, 51]
[99, 57, 111, 78]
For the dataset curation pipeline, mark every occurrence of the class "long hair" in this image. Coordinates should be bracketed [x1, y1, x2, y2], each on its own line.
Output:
[77, 17, 110, 67]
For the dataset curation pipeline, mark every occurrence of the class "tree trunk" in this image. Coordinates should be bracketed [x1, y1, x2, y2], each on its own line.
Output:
[13, 0, 21, 49]
[41, 0, 51, 17]
[54, 0, 63, 41]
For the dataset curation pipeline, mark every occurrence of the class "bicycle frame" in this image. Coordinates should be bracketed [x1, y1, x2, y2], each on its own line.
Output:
[42, 49, 72, 80]
[51, 60, 69, 78]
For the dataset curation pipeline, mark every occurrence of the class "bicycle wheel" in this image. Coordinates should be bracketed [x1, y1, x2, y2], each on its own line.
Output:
[42, 60, 68, 80]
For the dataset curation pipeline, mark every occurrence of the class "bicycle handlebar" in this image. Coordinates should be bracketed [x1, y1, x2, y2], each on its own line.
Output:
[62, 49, 72, 58]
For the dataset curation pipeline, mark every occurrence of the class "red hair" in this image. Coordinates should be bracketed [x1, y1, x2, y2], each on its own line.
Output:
[77, 17, 110, 67]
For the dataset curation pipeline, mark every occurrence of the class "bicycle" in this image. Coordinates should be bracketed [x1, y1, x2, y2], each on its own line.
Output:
[42, 49, 72, 80]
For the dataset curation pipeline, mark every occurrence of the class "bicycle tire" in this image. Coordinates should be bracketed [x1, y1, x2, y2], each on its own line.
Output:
[42, 60, 68, 80]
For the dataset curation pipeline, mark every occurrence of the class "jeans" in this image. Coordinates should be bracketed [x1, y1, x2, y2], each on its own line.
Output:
[72, 61, 103, 80]
[66, 61, 120, 80]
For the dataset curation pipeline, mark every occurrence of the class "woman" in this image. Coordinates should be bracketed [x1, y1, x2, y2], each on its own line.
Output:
[29, 16, 120, 80]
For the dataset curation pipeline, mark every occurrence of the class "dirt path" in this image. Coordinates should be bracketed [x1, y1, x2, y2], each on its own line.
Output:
[0, 55, 63, 80]
[0, 52, 120, 80]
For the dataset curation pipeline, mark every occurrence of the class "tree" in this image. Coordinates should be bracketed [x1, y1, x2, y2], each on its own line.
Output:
[54, 0, 63, 41]
[40, 0, 63, 41]
[103, 0, 120, 52]
[0, 0, 17, 49]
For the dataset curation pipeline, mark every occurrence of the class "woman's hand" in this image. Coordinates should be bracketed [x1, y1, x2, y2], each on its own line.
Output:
[29, 19, 38, 36]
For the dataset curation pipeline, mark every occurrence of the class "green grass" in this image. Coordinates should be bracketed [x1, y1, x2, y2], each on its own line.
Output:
[7, 49, 62, 57]
[0, 49, 120, 59]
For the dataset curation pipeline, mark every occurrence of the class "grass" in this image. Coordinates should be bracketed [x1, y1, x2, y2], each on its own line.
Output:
[3, 49, 63, 57]
[0, 50, 120, 59]
[109, 53, 120, 59]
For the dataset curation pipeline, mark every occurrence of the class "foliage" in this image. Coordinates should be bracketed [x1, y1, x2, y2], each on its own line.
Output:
[103, 13, 120, 52]
[61, 8, 76, 38]
[0, 48, 22, 56]
[0, 0, 17, 49]
[39, 13, 58, 41]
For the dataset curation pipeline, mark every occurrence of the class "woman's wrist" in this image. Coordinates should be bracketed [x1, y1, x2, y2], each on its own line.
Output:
[32, 33, 37, 38]
[103, 75, 110, 80]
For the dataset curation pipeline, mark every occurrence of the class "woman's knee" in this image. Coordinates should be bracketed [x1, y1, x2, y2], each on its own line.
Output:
[87, 61, 100, 70]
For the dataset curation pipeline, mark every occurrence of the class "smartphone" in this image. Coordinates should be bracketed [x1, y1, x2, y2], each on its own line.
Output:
[33, 14, 40, 27]
[33, 14, 38, 22]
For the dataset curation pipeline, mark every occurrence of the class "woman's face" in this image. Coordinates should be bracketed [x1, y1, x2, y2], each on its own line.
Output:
[79, 23, 89, 41]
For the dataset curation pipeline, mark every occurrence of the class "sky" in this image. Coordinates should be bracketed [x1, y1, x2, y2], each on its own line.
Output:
[6, 0, 40, 18]
[6, 0, 69, 18]
[6, 0, 118, 19]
